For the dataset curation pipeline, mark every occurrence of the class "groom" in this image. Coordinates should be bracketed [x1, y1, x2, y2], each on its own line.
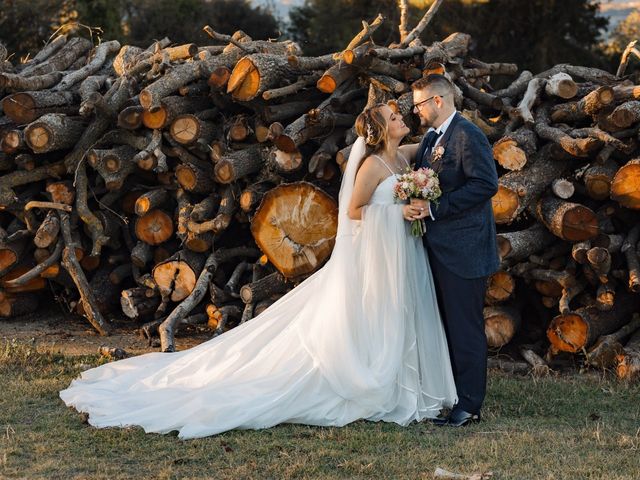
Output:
[408, 74, 500, 427]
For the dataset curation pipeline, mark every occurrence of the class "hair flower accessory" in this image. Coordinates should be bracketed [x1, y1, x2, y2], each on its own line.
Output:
[366, 123, 374, 145]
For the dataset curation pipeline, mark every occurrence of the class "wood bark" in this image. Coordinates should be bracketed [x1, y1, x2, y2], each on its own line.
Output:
[547, 292, 640, 354]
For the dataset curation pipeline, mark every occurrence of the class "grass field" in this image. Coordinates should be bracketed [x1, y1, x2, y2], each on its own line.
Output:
[1, 339, 638, 480]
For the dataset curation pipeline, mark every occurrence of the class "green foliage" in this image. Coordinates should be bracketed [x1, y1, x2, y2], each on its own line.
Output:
[289, 0, 609, 72]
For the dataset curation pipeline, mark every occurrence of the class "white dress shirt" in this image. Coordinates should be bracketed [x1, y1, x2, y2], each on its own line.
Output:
[426, 110, 457, 220]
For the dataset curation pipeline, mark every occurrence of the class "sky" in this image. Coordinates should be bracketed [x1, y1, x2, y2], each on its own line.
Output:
[252, 0, 640, 31]
[600, 1, 640, 32]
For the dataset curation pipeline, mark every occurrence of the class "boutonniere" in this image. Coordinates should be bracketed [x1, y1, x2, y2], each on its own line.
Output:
[431, 144, 445, 162]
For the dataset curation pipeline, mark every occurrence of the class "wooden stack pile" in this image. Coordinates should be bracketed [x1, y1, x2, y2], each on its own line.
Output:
[0, 7, 638, 379]
[480, 59, 640, 380]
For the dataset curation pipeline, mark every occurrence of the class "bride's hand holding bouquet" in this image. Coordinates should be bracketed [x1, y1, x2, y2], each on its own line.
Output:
[393, 167, 441, 236]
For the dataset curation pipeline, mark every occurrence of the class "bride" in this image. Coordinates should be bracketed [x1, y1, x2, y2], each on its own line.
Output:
[59, 103, 457, 439]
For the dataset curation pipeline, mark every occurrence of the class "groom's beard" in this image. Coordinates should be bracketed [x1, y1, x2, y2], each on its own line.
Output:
[419, 115, 433, 128]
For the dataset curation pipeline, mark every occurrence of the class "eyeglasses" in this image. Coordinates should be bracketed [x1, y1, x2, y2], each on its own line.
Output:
[413, 93, 448, 111]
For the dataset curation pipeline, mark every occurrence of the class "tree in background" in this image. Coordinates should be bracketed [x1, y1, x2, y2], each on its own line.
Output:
[289, 0, 402, 56]
[600, 8, 640, 65]
[0, 0, 64, 61]
[289, 0, 609, 72]
[0, 0, 281, 60]
[125, 0, 281, 46]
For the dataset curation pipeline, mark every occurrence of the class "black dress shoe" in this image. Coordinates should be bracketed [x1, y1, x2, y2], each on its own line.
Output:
[430, 415, 450, 426]
[446, 408, 481, 427]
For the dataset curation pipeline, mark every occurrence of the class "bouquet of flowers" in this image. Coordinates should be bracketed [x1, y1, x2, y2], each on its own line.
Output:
[393, 167, 442, 236]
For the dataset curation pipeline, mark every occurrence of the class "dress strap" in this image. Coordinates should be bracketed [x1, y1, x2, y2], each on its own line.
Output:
[372, 154, 396, 175]
[398, 151, 411, 169]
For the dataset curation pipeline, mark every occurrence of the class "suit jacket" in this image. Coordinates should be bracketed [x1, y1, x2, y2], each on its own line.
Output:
[415, 112, 500, 279]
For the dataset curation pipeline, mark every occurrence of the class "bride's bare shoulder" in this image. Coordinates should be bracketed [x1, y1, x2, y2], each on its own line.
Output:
[356, 155, 385, 180]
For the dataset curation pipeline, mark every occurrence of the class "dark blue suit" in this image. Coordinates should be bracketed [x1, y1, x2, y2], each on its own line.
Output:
[416, 112, 500, 414]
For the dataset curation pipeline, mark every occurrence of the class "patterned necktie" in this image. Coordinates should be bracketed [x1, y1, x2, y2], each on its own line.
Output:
[422, 130, 442, 166]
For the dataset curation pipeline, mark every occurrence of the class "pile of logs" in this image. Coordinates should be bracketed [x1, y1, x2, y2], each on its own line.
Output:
[0, 3, 639, 380]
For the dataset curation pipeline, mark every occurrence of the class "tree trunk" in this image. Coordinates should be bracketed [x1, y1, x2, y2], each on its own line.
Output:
[536, 196, 599, 241]
[34, 210, 60, 248]
[24, 113, 86, 153]
[175, 161, 215, 194]
[609, 100, 640, 128]
[214, 145, 267, 183]
[227, 54, 300, 101]
[135, 189, 169, 216]
[87, 145, 137, 190]
[583, 160, 618, 200]
[239, 271, 289, 304]
[142, 95, 205, 129]
[492, 145, 572, 224]
[550, 86, 614, 123]
[496, 223, 556, 265]
[547, 292, 640, 354]
[586, 313, 640, 368]
[0, 293, 40, 318]
[240, 181, 274, 213]
[544, 72, 577, 99]
[169, 114, 218, 147]
[120, 287, 161, 321]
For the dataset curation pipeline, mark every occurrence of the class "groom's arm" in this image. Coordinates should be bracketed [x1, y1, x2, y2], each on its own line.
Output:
[430, 126, 498, 221]
[399, 144, 420, 166]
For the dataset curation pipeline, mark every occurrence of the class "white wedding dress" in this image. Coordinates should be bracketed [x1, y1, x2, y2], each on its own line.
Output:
[59, 138, 457, 439]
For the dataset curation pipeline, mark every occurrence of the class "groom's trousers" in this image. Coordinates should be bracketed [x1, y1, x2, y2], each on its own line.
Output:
[427, 247, 488, 414]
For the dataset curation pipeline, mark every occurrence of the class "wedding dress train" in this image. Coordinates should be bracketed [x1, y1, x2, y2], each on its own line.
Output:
[59, 138, 457, 439]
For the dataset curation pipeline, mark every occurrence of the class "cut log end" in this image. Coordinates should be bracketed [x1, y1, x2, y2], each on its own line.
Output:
[0, 250, 18, 272]
[493, 139, 527, 171]
[135, 210, 174, 246]
[251, 183, 338, 278]
[559, 205, 599, 242]
[142, 109, 168, 130]
[585, 176, 612, 201]
[271, 148, 303, 172]
[170, 116, 200, 144]
[547, 313, 588, 354]
[491, 186, 519, 224]
[227, 57, 260, 101]
[611, 160, 640, 210]
[485, 271, 515, 304]
[484, 307, 519, 348]
[317, 75, 337, 94]
[273, 136, 298, 155]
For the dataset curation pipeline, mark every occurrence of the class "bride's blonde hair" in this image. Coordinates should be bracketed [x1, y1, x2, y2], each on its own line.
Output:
[354, 103, 391, 157]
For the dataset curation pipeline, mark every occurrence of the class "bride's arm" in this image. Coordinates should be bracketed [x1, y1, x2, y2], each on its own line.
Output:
[348, 158, 380, 220]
